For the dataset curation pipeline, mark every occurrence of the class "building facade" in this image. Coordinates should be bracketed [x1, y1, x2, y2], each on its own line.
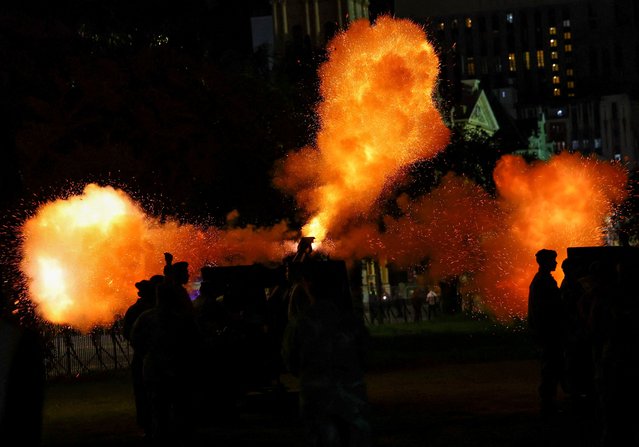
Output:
[271, 0, 370, 49]
[395, 0, 639, 163]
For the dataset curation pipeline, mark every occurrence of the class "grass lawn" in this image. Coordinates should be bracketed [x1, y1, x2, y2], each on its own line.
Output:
[42, 315, 593, 446]
[367, 314, 536, 368]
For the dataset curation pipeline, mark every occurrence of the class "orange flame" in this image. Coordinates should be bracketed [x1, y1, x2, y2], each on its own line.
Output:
[381, 173, 502, 278]
[275, 16, 450, 242]
[476, 153, 627, 317]
[20, 184, 294, 331]
[18, 17, 631, 329]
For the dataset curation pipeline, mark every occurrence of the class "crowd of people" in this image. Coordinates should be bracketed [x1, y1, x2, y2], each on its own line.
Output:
[366, 286, 442, 325]
[122, 253, 273, 445]
[4, 243, 638, 446]
[122, 251, 371, 447]
[528, 248, 639, 445]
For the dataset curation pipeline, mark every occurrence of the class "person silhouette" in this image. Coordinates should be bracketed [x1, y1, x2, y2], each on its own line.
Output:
[131, 270, 199, 445]
[0, 268, 45, 446]
[282, 262, 371, 447]
[426, 287, 438, 321]
[528, 249, 566, 418]
[123, 274, 164, 438]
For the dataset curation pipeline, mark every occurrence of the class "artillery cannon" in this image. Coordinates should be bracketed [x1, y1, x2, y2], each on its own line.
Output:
[195, 240, 357, 396]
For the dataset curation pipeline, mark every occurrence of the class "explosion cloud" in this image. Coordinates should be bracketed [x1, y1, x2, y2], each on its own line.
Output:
[20, 184, 293, 331]
[275, 16, 450, 241]
[475, 153, 628, 317]
[381, 173, 503, 279]
[17, 16, 631, 330]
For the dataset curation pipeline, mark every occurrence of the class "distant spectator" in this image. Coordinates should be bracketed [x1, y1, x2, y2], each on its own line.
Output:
[411, 288, 424, 322]
[426, 288, 439, 320]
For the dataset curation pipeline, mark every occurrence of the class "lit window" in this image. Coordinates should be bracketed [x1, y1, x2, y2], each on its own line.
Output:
[506, 13, 514, 24]
[566, 68, 574, 76]
[565, 44, 573, 52]
[439, 22, 445, 30]
[568, 93, 575, 97]
[537, 50, 545, 67]
[567, 81, 575, 88]
[465, 18, 472, 28]
[467, 57, 476, 75]
[564, 31, 572, 40]
[551, 51, 559, 59]
[552, 63, 559, 71]
[563, 19, 571, 27]
[553, 75, 560, 84]
[550, 39, 557, 47]
[554, 88, 561, 96]
[549, 27, 557, 35]
[508, 53, 517, 71]
[524, 51, 531, 69]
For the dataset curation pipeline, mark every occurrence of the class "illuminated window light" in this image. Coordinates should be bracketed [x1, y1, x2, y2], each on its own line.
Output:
[524, 51, 531, 69]
[508, 53, 517, 71]
[551, 51, 559, 59]
[550, 39, 557, 47]
[567, 81, 575, 88]
[553, 75, 560, 84]
[439, 22, 445, 30]
[565, 44, 573, 52]
[467, 57, 476, 75]
[506, 13, 514, 24]
[563, 19, 571, 27]
[465, 18, 472, 28]
[552, 63, 559, 71]
[554, 87, 561, 96]
[536, 50, 545, 67]
[566, 68, 574, 76]
[564, 31, 572, 40]
[549, 27, 557, 35]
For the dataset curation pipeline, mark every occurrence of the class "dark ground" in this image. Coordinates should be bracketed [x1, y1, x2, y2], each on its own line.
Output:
[42, 320, 603, 447]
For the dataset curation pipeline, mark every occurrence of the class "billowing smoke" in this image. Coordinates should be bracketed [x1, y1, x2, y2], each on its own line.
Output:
[20, 184, 294, 331]
[18, 17, 629, 330]
[274, 16, 450, 241]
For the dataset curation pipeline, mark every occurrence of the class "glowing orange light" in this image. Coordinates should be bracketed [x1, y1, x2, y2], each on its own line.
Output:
[19, 17, 630, 329]
[20, 184, 294, 331]
[476, 153, 628, 317]
[277, 16, 450, 243]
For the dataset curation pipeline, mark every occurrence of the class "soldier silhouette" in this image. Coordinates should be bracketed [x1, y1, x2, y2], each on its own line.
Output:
[123, 274, 164, 438]
[282, 262, 371, 447]
[528, 249, 566, 417]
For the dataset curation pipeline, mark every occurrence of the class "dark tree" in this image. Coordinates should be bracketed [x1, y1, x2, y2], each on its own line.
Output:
[0, 1, 312, 227]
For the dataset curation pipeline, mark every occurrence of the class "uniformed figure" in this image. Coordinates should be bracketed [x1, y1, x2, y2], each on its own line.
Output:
[123, 275, 164, 437]
[282, 263, 371, 447]
[528, 248, 566, 417]
[131, 279, 200, 446]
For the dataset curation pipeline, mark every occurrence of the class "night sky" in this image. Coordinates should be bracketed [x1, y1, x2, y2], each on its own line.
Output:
[0, 0, 313, 228]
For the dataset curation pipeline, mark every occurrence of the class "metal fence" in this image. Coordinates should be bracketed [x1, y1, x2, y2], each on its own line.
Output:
[44, 328, 133, 379]
[42, 299, 454, 379]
